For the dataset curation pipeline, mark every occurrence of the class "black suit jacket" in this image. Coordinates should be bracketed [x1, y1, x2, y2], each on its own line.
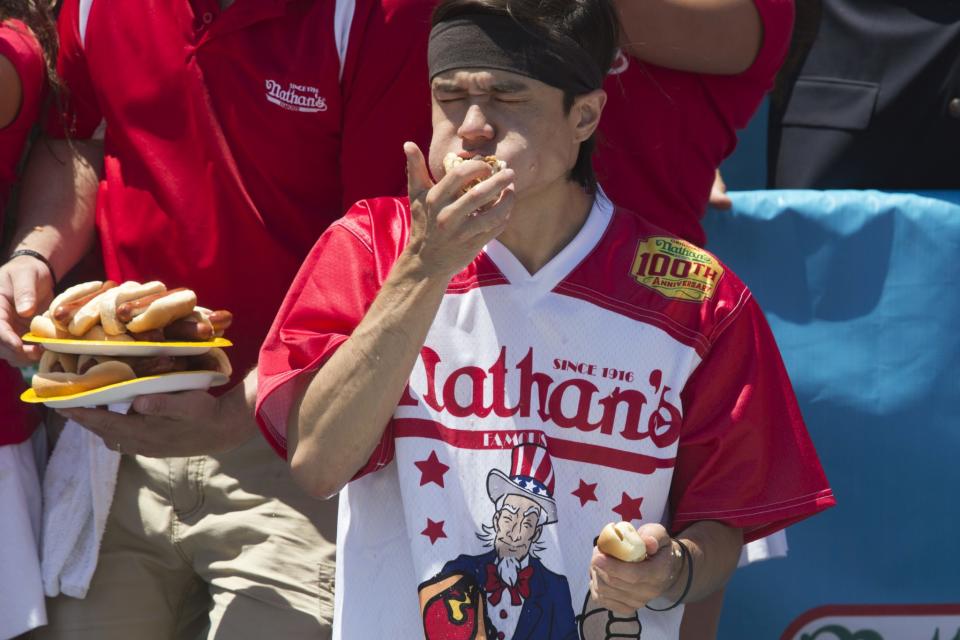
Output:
[768, 0, 960, 189]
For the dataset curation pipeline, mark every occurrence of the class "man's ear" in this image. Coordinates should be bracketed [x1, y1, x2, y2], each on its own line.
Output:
[570, 89, 607, 143]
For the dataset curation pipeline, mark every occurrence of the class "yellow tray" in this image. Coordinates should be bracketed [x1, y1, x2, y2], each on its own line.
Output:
[22, 333, 232, 357]
[21, 370, 230, 408]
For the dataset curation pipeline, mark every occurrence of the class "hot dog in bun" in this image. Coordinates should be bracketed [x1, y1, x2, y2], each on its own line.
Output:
[32, 359, 137, 398]
[28, 280, 228, 343]
[30, 348, 233, 398]
[99, 281, 166, 335]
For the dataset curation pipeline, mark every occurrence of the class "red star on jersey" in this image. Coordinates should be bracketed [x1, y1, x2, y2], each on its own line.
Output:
[415, 450, 450, 487]
[421, 518, 447, 545]
[612, 492, 644, 523]
[571, 479, 598, 507]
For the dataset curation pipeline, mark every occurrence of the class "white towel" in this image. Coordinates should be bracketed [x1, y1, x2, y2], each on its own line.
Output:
[0, 435, 47, 638]
[41, 402, 130, 599]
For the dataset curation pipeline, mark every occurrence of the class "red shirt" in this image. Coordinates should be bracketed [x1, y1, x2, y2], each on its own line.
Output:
[0, 19, 45, 445]
[1, 19, 46, 216]
[595, 0, 794, 247]
[50, 0, 435, 378]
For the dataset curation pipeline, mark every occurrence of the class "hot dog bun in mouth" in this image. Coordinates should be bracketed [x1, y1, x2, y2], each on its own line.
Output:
[597, 521, 648, 562]
[443, 152, 507, 193]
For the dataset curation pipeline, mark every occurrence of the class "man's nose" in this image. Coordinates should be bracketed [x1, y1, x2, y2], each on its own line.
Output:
[457, 104, 494, 142]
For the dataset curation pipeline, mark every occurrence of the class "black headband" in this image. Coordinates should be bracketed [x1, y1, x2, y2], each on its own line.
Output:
[428, 14, 604, 94]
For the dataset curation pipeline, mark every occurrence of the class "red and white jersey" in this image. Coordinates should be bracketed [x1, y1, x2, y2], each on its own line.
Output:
[257, 193, 835, 639]
[49, 0, 434, 376]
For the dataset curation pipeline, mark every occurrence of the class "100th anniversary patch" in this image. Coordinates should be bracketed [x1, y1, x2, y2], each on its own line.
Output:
[630, 237, 724, 301]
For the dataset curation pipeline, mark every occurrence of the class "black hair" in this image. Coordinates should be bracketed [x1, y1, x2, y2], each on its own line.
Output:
[432, 0, 620, 192]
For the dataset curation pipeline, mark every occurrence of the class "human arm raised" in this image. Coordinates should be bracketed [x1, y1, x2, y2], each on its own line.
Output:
[613, 0, 766, 74]
[286, 143, 515, 499]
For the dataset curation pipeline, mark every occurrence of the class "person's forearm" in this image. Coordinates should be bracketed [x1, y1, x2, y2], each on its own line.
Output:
[288, 250, 449, 498]
[219, 368, 260, 439]
[613, 0, 763, 75]
[666, 521, 743, 604]
[11, 137, 102, 279]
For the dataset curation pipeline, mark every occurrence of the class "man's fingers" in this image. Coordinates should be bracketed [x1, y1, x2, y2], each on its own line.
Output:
[404, 141, 434, 201]
[131, 390, 210, 419]
[636, 523, 671, 556]
[58, 407, 143, 438]
[436, 169, 515, 230]
[8, 263, 42, 317]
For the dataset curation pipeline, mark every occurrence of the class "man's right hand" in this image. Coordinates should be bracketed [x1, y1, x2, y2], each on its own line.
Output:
[0, 255, 54, 366]
[403, 142, 516, 279]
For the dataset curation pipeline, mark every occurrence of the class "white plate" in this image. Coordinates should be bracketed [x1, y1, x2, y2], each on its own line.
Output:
[20, 370, 230, 408]
[22, 333, 232, 357]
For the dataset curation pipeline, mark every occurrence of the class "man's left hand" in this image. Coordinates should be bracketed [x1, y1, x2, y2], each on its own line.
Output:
[589, 523, 684, 615]
[57, 386, 257, 458]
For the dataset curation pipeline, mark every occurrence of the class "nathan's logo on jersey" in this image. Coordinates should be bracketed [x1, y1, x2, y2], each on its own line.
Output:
[399, 346, 682, 448]
[264, 80, 328, 113]
[631, 236, 724, 301]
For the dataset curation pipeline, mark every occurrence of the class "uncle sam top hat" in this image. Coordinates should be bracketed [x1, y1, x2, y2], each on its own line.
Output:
[487, 442, 558, 524]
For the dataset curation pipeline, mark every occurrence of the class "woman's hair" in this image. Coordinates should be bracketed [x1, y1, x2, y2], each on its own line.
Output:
[432, 0, 620, 192]
[1, 1, 62, 98]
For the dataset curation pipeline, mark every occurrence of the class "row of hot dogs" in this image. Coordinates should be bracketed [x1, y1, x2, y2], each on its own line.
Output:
[29, 280, 232, 342]
[25, 280, 234, 399]
[32, 349, 232, 398]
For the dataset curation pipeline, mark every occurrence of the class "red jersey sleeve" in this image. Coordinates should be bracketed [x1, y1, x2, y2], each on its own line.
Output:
[670, 294, 835, 542]
[45, 0, 102, 139]
[256, 198, 409, 467]
[338, 0, 433, 208]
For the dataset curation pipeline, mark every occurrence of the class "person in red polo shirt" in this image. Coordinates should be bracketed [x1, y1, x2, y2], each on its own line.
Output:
[0, 5, 57, 637]
[598, 3, 795, 636]
[598, 0, 793, 248]
[0, 1, 434, 638]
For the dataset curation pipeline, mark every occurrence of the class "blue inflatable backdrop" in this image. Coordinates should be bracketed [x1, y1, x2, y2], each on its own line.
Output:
[703, 190, 960, 639]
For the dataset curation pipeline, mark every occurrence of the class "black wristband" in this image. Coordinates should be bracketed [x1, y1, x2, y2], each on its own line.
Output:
[646, 538, 693, 612]
[8, 249, 57, 288]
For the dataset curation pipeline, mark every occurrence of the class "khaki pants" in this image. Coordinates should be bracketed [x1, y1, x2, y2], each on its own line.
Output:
[34, 433, 337, 640]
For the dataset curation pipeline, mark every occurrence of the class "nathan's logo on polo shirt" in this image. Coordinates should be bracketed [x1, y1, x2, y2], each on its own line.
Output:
[630, 236, 723, 301]
[264, 80, 328, 113]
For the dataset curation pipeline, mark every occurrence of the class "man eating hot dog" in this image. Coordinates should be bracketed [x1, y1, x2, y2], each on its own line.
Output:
[255, 1, 835, 638]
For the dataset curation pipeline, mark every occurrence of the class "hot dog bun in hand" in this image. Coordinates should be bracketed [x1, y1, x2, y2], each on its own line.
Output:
[597, 521, 648, 562]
